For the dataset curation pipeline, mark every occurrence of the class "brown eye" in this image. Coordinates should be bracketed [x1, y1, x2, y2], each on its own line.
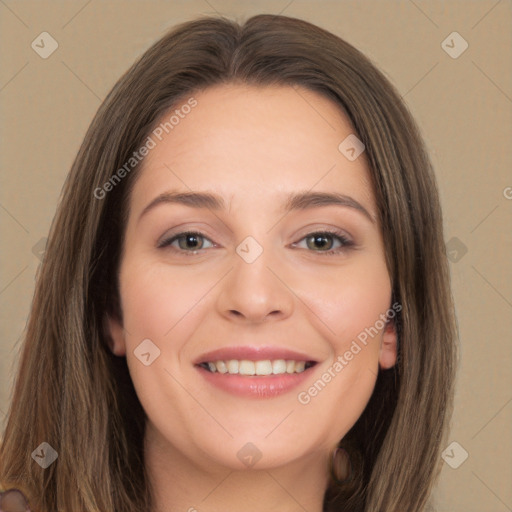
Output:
[295, 230, 354, 256]
[306, 233, 335, 251]
[158, 231, 215, 252]
[176, 233, 204, 250]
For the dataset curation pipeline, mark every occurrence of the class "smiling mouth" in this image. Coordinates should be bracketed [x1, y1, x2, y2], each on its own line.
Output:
[197, 359, 317, 376]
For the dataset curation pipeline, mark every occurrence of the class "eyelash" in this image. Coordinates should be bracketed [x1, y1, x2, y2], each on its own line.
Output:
[157, 229, 354, 257]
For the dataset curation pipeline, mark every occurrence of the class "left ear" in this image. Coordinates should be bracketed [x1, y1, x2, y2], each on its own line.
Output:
[379, 318, 397, 370]
[104, 312, 127, 357]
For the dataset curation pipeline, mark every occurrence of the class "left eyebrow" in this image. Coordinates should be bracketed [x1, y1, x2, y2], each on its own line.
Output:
[282, 191, 376, 224]
[137, 190, 376, 224]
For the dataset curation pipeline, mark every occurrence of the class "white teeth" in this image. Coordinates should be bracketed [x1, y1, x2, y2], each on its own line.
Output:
[227, 360, 239, 374]
[239, 360, 255, 375]
[255, 360, 273, 375]
[202, 359, 312, 375]
[215, 360, 228, 374]
[295, 361, 306, 373]
[272, 360, 287, 374]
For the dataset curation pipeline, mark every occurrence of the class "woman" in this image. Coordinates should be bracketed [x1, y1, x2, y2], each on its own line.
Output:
[0, 13, 458, 512]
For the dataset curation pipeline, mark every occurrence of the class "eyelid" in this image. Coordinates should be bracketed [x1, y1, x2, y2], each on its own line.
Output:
[157, 230, 216, 249]
[294, 223, 354, 242]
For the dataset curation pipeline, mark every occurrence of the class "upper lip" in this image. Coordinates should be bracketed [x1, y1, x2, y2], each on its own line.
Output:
[193, 346, 318, 365]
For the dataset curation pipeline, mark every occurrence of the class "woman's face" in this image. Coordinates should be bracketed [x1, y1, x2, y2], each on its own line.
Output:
[107, 83, 397, 471]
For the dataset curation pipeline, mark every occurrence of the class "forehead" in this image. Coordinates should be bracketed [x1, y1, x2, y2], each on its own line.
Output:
[129, 83, 375, 216]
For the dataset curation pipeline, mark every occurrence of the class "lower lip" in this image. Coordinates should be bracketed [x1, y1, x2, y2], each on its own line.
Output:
[195, 364, 316, 398]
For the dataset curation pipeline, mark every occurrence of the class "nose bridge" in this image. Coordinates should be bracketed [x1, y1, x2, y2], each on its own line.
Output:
[234, 232, 278, 298]
[217, 231, 293, 322]
[235, 234, 266, 266]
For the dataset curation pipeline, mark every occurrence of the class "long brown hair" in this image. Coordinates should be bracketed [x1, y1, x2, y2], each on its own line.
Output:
[0, 13, 458, 512]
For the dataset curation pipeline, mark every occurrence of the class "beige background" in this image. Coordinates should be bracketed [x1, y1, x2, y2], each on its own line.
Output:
[1, 1, 511, 510]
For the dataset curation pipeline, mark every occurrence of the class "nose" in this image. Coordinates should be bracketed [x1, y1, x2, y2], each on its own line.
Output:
[216, 239, 294, 324]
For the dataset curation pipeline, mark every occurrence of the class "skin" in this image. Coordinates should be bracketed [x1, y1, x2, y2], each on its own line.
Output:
[107, 83, 397, 512]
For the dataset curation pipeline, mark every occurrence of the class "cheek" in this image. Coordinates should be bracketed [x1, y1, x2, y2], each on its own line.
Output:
[295, 263, 390, 440]
[119, 257, 206, 343]
[306, 257, 392, 353]
[117, 258, 207, 423]
[117, 256, 216, 409]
